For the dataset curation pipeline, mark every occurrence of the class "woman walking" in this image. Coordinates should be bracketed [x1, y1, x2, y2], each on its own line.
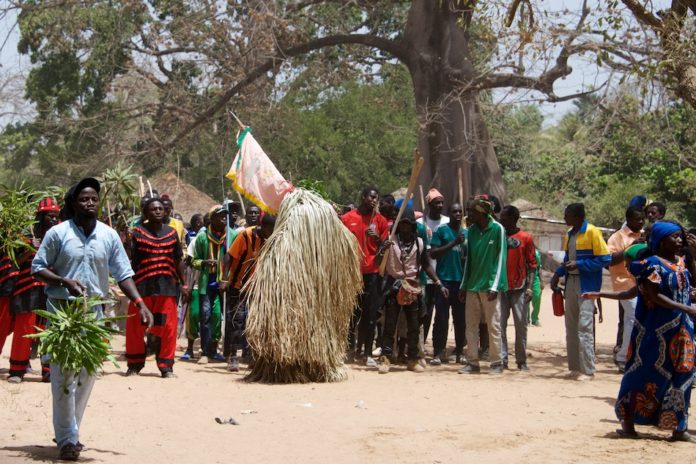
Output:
[585, 221, 695, 442]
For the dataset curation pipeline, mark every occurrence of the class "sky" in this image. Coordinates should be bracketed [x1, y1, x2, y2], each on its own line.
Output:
[0, 1, 652, 126]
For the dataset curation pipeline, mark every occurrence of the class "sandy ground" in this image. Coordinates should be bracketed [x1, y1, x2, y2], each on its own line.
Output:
[1, 288, 694, 463]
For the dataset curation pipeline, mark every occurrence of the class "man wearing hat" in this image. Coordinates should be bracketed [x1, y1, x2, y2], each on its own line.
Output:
[7, 197, 61, 383]
[458, 196, 507, 375]
[417, 188, 449, 345]
[32, 177, 153, 461]
[190, 204, 229, 363]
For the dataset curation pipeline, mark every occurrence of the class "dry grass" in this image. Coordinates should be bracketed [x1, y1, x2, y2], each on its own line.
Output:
[244, 189, 362, 383]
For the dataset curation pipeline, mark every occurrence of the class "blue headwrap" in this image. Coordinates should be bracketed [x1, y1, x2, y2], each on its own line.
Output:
[649, 221, 681, 253]
[628, 195, 647, 210]
[394, 198, 414, 210]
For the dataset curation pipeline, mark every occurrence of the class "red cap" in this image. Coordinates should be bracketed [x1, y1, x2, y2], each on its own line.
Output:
[37, 197, 60, 214]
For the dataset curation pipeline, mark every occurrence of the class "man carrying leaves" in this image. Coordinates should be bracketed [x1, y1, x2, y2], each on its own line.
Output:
[32, 178, 154, 462]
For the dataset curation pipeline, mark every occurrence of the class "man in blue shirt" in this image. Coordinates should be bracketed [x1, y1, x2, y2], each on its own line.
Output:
[32, 177, 153, 461]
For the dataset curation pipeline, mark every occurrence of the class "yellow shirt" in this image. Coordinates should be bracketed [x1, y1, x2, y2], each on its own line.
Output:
[607, 225, 641, 292]
[168, 217, 186, 254]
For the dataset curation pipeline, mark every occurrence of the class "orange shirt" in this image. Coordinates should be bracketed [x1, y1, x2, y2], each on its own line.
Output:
[607, 225, 642, 292]
[227, 227, 265, 290]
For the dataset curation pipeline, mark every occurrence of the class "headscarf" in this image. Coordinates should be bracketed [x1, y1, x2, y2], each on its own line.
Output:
[425, 188, 444, 204]
[649, 221, 681, 253]
[628, 195, 647, 210]
[471, 195, 493, 215]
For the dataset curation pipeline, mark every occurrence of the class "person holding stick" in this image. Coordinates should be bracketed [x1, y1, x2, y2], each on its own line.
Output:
[377, 208, 447, 373]
[191, 205, 228, 364]
[32, 177, 153, 461]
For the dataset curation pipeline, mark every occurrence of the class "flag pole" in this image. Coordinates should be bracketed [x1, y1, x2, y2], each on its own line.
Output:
[228, 111, 246, 130]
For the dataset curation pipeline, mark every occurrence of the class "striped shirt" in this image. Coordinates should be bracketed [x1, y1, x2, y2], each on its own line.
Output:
[460, 218, 508, 293]
[227, 227, 265, 291]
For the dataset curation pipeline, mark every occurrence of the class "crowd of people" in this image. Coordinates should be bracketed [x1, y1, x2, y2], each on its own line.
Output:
[0, 177, 694, 459]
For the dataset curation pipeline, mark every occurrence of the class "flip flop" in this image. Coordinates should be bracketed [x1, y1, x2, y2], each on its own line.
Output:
[615, 428, 639, 439]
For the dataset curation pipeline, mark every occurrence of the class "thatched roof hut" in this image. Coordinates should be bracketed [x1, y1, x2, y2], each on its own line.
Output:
[149, 172, 217, 224]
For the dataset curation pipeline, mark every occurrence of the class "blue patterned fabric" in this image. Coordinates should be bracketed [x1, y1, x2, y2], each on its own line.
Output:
[615, 255, 695, 432]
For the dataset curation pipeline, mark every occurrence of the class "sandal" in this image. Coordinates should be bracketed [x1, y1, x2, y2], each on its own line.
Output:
[615, 428, 639, 439]
[59, 443, 80, 461]
[671, 431, 696, 443]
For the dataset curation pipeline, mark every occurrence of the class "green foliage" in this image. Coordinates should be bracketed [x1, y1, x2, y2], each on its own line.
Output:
[251, 64, 417, 204]
[491, 93, 696, 228]
[0, 183, 42, 264]
[28, 296, 123, 391]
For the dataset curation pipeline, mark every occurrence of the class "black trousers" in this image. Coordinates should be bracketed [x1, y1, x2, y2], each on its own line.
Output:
[381, 297, 420, 360]
[223, 288, 249, 358]
[349, 273, 382, 356]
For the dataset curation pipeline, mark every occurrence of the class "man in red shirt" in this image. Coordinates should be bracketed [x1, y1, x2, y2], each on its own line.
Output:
[341, 187, 389, 365]
[498, 205, 537, 370]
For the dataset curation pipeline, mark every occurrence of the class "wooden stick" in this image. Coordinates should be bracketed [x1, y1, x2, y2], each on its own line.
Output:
[228, 110, 246, 130]
[146, 180, 154, 198]
[379, 150, 425, 276]
[138, 176, 145, 198]
[458, 167, 464, 205]
[106, 199, 113, 228]
[236, 191, 246, 217]
[419, 184, 425, 211]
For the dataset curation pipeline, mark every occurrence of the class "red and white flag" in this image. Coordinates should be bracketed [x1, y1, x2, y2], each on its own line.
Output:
[226, 128, 293, 214]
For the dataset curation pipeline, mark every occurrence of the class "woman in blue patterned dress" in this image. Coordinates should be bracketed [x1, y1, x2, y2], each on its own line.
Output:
[584, 221, 696, 442]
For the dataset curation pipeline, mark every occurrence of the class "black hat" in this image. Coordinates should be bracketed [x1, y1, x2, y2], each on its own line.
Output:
[69, 178, 101, 200]
[398, 207, 417, 225]
[62, 178, 101, 220]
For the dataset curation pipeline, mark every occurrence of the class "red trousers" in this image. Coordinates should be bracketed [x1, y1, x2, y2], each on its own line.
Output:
[9, 311, 49, 378]
[0, 297, 12, 354]
[126, 295, 177, 373]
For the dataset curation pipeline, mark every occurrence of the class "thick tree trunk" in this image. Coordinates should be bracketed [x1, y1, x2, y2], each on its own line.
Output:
[404, 0, 506, 211]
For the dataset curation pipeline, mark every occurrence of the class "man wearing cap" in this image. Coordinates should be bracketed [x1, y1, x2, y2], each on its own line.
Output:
[417, 188, 449, 345]
[7, 197, 60, 383]
[191, 204, 229, 363]
[458, 196, 507, 375]
[607, 206, 645, 372]
[32, 178, 153, 461]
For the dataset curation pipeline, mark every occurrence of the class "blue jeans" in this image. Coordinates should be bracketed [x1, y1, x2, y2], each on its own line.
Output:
[199, 291, 219, 357]
[51, 364, 96, 448]
[46, 298, 100, 448]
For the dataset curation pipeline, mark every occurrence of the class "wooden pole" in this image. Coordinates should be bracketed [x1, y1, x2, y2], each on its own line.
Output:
[419, 184, 425, 212]
[379, 150, 425, 276]
[106, 199, 113, 228]
[228, 110, 246, 130]
[458, 167, 464, 205]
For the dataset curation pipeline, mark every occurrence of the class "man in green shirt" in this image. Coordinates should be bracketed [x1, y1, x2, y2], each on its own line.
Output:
[458, 197, 507, 374]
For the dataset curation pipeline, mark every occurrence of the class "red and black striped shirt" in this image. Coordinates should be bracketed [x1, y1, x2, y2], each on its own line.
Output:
[130, 225, 183, 297]
[0, 253, 19, 297]
[11, 249, 47, 314]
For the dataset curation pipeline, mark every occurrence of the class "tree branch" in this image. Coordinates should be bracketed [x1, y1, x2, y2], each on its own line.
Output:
[161, 33, 407, 151]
